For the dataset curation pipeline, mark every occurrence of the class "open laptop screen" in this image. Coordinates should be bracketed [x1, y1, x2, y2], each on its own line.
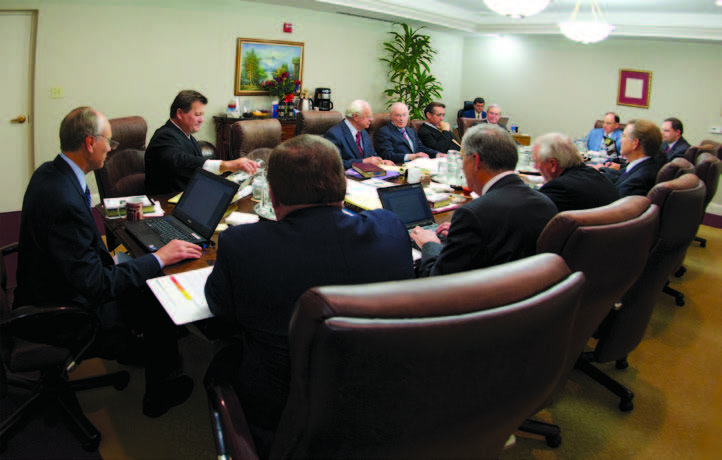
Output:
[172, 169, 238, 238]
[377, 183, 434, 229]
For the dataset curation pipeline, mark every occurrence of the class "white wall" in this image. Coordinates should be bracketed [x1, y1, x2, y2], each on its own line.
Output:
[461, 33, 722, 209]
[1, 0, 462, 201]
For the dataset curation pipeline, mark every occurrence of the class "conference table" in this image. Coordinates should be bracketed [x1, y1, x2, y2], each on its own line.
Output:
[98, 176, 466, 276]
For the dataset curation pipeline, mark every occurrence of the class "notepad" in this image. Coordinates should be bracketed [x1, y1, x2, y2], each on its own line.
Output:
[146, 266, 214, 325]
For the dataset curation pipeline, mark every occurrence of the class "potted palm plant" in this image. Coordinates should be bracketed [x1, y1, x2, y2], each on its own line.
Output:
[380, 23, 443, 120]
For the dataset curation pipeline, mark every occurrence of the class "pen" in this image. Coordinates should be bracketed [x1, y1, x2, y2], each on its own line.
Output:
[170, 276, 192, 300]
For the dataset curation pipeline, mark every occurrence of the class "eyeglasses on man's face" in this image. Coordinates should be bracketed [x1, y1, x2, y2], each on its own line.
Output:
[94, 134, 120, 150]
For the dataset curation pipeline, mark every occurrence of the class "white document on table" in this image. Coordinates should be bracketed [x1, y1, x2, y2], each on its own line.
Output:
[146, 266, 214, 325]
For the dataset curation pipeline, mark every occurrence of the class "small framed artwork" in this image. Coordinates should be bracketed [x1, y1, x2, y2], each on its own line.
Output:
[234, 38, 304, 96]
[617, 69, 652, 109]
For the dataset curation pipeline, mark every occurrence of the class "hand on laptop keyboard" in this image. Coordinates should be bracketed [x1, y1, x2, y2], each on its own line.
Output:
[155, 240, 203, 266]
[410, 225, 444, 250]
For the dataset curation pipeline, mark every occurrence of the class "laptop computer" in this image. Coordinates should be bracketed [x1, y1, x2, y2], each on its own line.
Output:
[377, 183, 438, 233]
[125, 169, 240, 252]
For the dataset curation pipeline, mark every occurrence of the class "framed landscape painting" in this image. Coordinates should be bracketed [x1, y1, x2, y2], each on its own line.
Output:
[234, 38, 304, 96]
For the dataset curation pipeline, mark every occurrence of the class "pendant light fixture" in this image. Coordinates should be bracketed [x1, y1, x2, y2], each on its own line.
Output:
[559, 0, 615, 44]
[483, 0, 552, 19]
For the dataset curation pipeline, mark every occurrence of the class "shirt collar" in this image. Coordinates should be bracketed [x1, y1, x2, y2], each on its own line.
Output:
[344, 118, 359, 138]
[59, 152, 87, 192]
[482, 170, 515, 195]
[625, 156, 650, 174]
[171, 119, 192, 139]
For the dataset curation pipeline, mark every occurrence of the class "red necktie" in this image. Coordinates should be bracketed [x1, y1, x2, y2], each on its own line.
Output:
[665, 144, 671, 153]
[355, 131, 363, 155]
[401, 129, 413, 149]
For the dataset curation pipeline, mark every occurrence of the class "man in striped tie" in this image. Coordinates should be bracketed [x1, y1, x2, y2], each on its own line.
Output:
[374, 102, 441, 164]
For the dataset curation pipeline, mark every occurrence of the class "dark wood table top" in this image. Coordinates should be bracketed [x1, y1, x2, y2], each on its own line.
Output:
[99, 181, 468, 275]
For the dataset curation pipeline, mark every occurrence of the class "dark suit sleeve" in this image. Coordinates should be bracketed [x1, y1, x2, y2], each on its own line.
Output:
[205, 230, 237, 322]
[47, 197, 161, 306]
[374, 126, 407, 163]
[418, 125, 456, 153]
[410, 129, 439, 158]
[324, 125, 360, 170]
[145, 125, 206, 194]
[539, 181, 575, 213]
[416, 206, 487, 278]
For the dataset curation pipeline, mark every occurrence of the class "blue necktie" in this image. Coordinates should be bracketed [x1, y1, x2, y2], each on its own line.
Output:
[84, 185, 91, 209]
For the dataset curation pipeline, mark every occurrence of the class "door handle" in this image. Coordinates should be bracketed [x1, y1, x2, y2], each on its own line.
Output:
[11, 115, 27, 124]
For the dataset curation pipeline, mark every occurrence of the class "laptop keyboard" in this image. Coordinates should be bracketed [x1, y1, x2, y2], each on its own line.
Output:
[145, 219, 195, 244]
[408, 223, 445, 250]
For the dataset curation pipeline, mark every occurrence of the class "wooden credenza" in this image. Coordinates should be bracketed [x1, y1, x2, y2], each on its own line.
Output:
[213, 116, 295, 161]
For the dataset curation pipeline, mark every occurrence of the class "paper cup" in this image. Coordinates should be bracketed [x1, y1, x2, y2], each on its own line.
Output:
[126, 197, 144, 221]
[407, 167, 421, 183]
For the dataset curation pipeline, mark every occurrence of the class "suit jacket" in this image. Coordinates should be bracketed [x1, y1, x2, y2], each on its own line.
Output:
[613, 157, 658, 197]
[662, 136, 691, 161]
[417, 174, 558, 277]
[374, 123, 439, 163]
[480, 120, 509, 132]
[461, 109, 486, 120]
[540, 165, 620, 212]
[15, 155, 161, 309]
[324, 121, 379, 170]
[586, 128, 622, 154]
[205, 206, 415, 433]
[145, 119, 206, 195]
[417, 123, 459, 153]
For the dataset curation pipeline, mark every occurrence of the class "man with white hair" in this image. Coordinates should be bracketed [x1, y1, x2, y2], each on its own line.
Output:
[324, 99, 394, 169]
[532, 133, 619, 212]
[483, 104, 508, 131]
[374, 102, 440, 163]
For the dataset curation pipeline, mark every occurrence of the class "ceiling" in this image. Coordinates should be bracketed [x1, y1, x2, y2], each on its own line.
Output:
[244, 0, 722, 41]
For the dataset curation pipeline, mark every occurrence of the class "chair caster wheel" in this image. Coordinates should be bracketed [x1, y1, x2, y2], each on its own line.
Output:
[675, 297, 685, 307]
[619, 398, 634, 412]
[616, 358, 629, 370]
[546, 434, 562, 448]
[674, 266, 686, 278]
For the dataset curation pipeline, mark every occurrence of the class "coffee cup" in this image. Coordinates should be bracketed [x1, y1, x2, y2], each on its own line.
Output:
[126, 197, 144, 221]
[407, 167, 421, 183]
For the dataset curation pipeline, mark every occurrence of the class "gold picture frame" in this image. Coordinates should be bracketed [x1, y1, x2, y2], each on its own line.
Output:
[234, 38, 304, 96]
[617, 69, 652, 109]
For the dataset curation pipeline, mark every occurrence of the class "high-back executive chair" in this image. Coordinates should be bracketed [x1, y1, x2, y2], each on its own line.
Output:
[655, 157, 694, 184]
[205, 254, 585, 460]
[229, 119, 282, 160]
[293, 110, 343, 136]
[456, 100, 474, 135]
[690, 153, 721, 248]
[93, 115, 148, 200]
[536, 196, 659, 411]
[0, 243, 130, 452]
[577, 174, 706, 410]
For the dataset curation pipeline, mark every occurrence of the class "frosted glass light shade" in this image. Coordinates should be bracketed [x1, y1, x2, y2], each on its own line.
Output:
[559, 21, 615, 44]
[483, 0, 551, 18]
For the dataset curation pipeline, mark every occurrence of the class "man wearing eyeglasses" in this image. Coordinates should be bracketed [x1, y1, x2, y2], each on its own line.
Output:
[417, 102, 460, 154]
[15, 106, 204, 418]
[145, 90, 258, 195]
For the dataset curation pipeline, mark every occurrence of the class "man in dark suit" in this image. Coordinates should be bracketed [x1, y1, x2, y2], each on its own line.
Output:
[417, 102, 460, 154]
[374, 102, 440, 163]
[597, 119, 663, 197]
[661, 117, 691, 161]
[411, 124, 558, 277]
[205, 134, 414, 455]
[145, 90, 257, 195]
[461, 97, 486, 120]
[532, 133, 619, 212]
[15, 106, 203, 417]
[482, 104, 509, 131]
[324, 99, 394, 170]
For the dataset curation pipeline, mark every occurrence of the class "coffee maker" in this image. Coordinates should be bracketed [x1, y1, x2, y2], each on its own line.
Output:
[314, 88, 334, 111]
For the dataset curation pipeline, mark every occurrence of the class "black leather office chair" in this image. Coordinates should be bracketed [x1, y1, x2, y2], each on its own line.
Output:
[0, 243, 130, 452]
[205, 254, 585, 459]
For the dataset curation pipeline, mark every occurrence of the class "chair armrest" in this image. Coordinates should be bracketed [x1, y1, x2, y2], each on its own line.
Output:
[1, 242, 19, 292]
[207, 380, 259, 460]
[1, 304, 97, 351]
